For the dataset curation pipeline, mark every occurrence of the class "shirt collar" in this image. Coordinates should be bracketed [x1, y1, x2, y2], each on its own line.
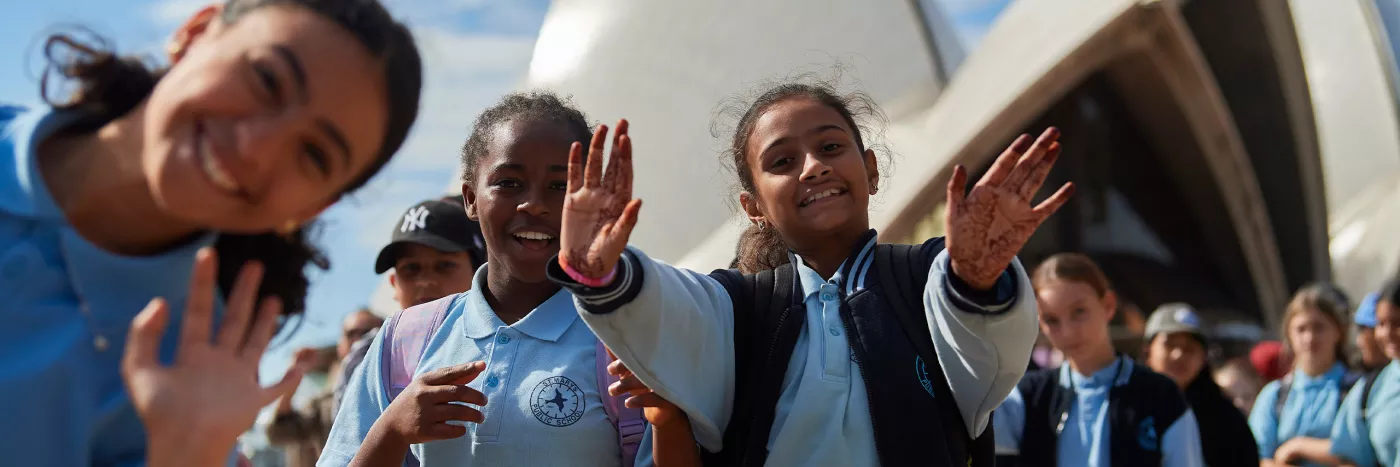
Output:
[1059, 355, 1135, 389]
[0, 107, 76, 220]
[460, 265, 578, 342]
[792, 229, 878, 300]
[1291, 362, 1347, 387]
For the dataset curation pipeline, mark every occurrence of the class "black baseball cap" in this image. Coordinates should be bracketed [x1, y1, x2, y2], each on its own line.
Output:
[374, 197, 486, 274]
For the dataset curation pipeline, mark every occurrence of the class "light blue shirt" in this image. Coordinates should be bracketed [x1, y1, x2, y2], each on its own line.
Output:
[569, 236, 1040, 466]
[993, 356, 1206, 467]
[0, 106, 219, 466]
[319, 269, 651, 467]
[1249, 363, 1351, 466]
[1331, 360, 1400, 467]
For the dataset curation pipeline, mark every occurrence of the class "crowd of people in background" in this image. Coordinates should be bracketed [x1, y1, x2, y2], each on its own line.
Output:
[3, 0, 1400, 466]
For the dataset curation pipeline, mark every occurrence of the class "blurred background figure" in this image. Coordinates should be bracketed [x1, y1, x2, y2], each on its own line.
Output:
[1214, 357, 1265, 414]
[1249, 283, 1359, 467]
[1353, 292, 1388, 372]
[333, 196, 487, 421]
[1142, 303, 1258, 467]
[1252, 340, 1293, 385]
[266, 310, 383, 467]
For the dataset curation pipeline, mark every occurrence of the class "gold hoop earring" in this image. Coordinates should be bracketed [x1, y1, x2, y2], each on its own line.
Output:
[279, 220, 298, 236]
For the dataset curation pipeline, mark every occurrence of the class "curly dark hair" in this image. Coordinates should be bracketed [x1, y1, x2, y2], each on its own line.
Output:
[38, 0, 422, 316]
[459, 91, 593, 187]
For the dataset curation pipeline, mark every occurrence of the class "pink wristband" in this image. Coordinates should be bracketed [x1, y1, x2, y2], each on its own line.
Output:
[560, 257, 618, 288]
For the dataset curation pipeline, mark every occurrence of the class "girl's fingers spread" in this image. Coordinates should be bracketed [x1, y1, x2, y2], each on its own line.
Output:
[216, 261, 263, 349]
[624, 392, 667, 409]
[607, 359, 633, 378]
[567, 142, 584, 193]
[1020, 142, 1061, 200]
[945, 165, 967, 216]
[1032, 182, 1076, 221]
[421, 361, 487, 386]
[613, 199, 643, 240]
[425, 384, 487, 406]
[436, 405, 485, 424]
[124, 298, 171, 372]
[585, 125, 609, 188]
[1003, 130, 1056, 192]
[612, 375, 649, 394]
[616, 134, 634, 199]
[260, 356, 310, 406]
[178, 248, 218, 352]
[980, 134, 1029, 187]
[239, 297, 283, 361]
[427, 423, 469, 440]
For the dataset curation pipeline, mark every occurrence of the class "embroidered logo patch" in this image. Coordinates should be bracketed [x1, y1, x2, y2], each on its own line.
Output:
[916, 356, 934, 397]
[1137, 416, 1158, 451]
[530, 376, 585, 427]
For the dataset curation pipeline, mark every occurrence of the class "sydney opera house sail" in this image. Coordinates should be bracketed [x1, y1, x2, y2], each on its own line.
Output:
[371, 0, 1400, 335]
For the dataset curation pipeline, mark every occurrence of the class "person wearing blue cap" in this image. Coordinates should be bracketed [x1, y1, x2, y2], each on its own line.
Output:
[1330, 278, 1400, 467]
[1354, 292, 1387, 372]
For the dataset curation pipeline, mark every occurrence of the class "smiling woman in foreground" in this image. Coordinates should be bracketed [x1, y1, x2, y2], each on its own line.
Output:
[0, 0, 421, 464]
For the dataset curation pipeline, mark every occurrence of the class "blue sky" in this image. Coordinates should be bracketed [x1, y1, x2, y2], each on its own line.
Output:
[1, 0, 1010, 377]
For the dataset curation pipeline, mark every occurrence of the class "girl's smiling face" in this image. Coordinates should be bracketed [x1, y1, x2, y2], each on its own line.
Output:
[740, 97, 879, 247]
[464, 118, 574, 284]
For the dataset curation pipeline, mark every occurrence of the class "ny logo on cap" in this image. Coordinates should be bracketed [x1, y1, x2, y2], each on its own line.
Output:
[401, 206, 430, 232]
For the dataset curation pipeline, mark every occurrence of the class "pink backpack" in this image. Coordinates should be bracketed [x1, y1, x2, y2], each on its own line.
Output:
[379, 295, 646, 467]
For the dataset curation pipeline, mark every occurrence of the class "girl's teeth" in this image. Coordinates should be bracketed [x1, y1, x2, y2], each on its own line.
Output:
[200, 140, 239, 192]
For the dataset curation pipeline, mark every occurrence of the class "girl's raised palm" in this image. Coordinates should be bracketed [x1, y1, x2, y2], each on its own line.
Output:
[561, 120, 643, 280]
[945, 128, 1075, 290]
[121, 249, 310, 467]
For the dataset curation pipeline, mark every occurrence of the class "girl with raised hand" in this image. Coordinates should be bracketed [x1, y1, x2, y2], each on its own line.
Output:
[1250, 283, 1362, 467]
[317, 92, 693, 467]
[548, 82, 1072, 466]
[994, 254, 1206, 467]
[0, 0, 420, 464]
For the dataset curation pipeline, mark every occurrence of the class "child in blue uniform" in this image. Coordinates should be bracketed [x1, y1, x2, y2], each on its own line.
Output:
[1249, 283, 1360, 467]
[994, 253, 1205, 467]
[549, 82, 1074, 466]
[319, 92, 689, 467]
[1331, 278, 1400, 467]
[1, 1, 421, 465]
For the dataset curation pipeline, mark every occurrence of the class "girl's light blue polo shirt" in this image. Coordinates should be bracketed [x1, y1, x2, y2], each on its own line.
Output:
[0, 106, 217, 466]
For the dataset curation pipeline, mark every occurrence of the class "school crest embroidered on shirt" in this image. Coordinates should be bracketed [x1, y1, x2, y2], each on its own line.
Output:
[1137, 416, 1159, 451]
[531, 376, 585, 427]
[916, 356, 934, 397]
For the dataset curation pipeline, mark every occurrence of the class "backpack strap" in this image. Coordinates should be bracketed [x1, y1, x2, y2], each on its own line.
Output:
[1360, 366, 1384, 421]
[380, 295, 457, 401]
[1272, 374, 1293, 427]
[596, 340, 646, 467]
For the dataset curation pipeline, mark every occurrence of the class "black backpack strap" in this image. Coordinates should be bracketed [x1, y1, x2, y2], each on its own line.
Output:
[1360, 367, 1383, 420]
[703, 265, 804, 467]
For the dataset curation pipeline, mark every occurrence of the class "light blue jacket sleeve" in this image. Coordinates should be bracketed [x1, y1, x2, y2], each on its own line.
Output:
[926, 250, 1038, 437]
[316, 330, 392, 467]
[1248, 381, 1283, 459]
[558, 247, 736, 452]
[993, 387, 1025, 455]
[1162, 409, 1206, 467]
[1329, 380, 1376, 467]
